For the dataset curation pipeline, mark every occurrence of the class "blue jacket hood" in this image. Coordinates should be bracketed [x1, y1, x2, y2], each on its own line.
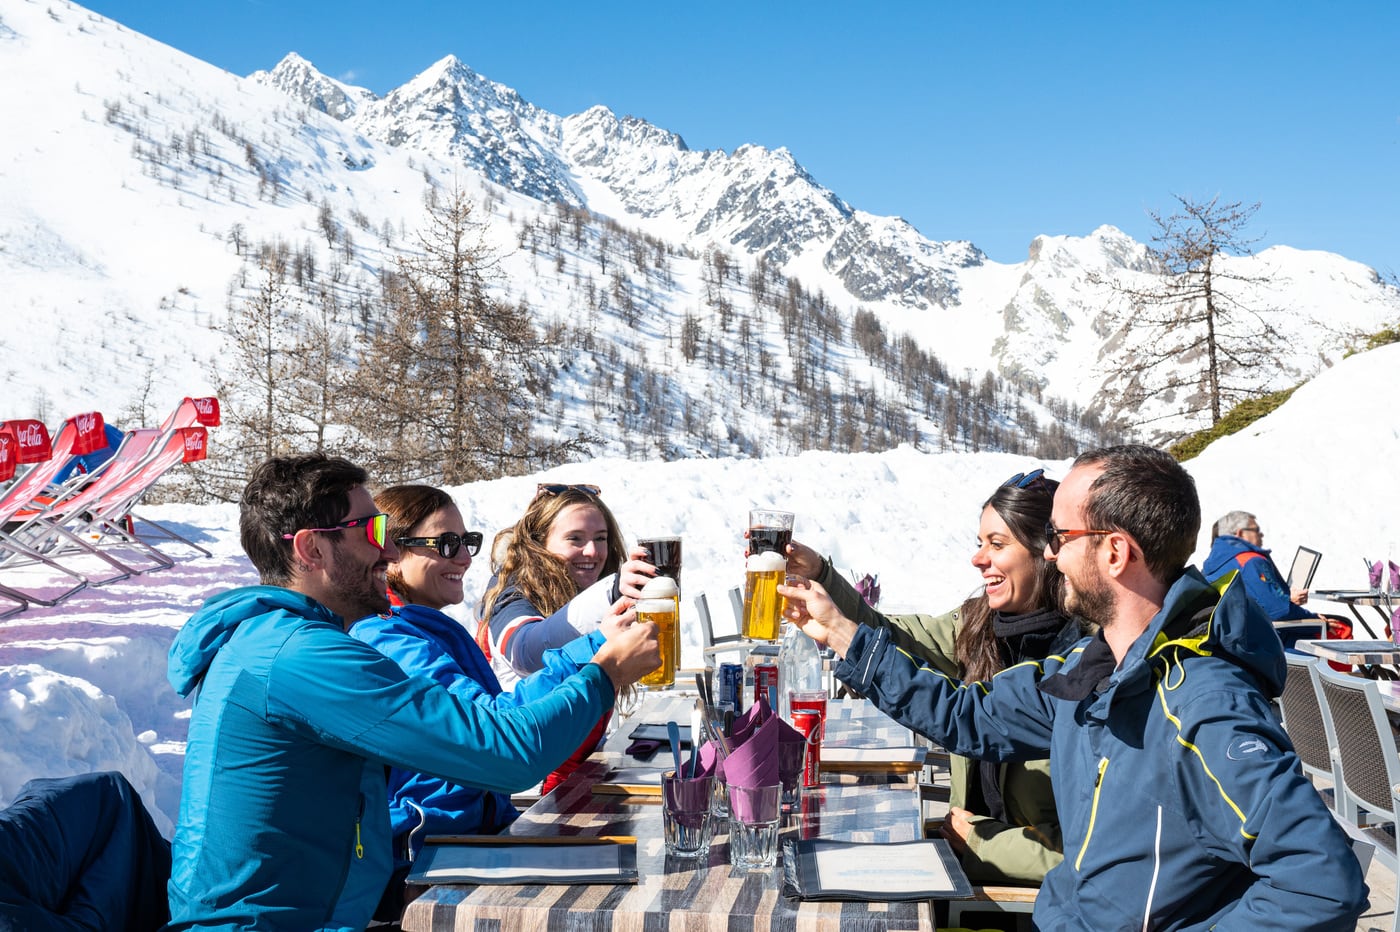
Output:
[1119, 566, 1287, 700]
[168, 585, 341, 697]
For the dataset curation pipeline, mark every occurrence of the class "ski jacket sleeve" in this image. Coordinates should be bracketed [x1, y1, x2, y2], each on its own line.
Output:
[836, 623, 1056, 762]
[265, 621, 615, 794]
[495, 576, 617, 676]
[816, 558, 960, 671]
[1236, 553, 1314, 621]
[356, 612, 605, 710]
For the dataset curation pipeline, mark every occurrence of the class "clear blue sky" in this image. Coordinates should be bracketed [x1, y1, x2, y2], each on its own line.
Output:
[84, 0, 1398, 276]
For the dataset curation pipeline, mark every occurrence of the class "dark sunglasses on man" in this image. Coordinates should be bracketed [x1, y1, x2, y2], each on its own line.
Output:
[395, 531, 483, 559]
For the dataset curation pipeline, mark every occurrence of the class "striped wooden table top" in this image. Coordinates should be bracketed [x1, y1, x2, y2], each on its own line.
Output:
[402, 697, 936, 931]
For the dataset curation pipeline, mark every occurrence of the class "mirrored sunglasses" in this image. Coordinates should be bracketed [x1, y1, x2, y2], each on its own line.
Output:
[395, 531, 483, 559]
[283, 513, 390, 550]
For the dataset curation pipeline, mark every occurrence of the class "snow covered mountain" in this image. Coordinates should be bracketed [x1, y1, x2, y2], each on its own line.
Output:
[2, 1, 1396, 455]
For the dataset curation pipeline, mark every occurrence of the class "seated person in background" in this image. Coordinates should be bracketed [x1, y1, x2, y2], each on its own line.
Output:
[785, 468, 1083, 885]
[478, 483, 658, 792]
[1202, 511, 1328, 646]
[350, 485, 640, 913]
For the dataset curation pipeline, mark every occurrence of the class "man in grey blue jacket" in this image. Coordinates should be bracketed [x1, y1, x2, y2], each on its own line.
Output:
[781, 445, 1368, 930]
[165, 454, 660, 931]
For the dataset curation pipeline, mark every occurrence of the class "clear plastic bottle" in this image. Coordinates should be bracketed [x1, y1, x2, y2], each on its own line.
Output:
[778, 622, 823, 720]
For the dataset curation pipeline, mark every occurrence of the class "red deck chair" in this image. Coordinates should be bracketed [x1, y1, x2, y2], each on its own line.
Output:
[17, 427, 211, 576]
[158, 396, 221, 432]
[4, 429, 166, 579]
[0, 413, 109, 606]
[1, 418, 54, 471]
[75, 426, 212, 564]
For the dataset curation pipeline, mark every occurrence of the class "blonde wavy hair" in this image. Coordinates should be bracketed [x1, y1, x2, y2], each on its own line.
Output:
[480, 486, 626, 621]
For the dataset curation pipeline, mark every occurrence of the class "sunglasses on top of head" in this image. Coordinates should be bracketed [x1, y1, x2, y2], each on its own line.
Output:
[283, 513, 390, 550]
[535, 482, 602, 498]
[1001, 468, 1055, 494]
[395, 531, 483, 559]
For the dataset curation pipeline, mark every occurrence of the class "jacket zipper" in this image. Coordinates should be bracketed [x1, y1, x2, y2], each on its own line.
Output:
[1074, 756, 1109, 871]
[355, 795, 365, 860]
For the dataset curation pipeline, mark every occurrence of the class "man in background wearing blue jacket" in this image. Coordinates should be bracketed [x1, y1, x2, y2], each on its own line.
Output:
[164, 454, 660, 931]
[1203, 510, 1326, 646]
[782, 445, 1368, 930]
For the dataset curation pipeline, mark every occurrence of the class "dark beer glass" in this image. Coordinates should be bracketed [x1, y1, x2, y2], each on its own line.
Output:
[638, 536, 682, 588]
[747, 510, 794, 557]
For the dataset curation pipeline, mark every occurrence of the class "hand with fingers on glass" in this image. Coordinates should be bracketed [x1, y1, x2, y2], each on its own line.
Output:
[617, 546, 657, 600]
[592, 599, 661, 691]
[776, 577, 857, 658]
[782, 539, 824, 581]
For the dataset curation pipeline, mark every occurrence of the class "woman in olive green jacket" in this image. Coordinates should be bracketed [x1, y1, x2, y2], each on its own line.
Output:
[787, 469, 1084, 886]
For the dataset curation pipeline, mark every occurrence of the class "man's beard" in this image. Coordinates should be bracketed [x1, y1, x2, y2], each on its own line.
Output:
[328, 538, 390, 619]
[1066, 561, 1116, 627]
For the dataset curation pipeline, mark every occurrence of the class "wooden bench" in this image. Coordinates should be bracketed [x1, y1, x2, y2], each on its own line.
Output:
[946, 884, 1038, 926]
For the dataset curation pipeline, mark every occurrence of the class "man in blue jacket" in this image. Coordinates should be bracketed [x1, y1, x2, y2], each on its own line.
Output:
[165, 454, 660, 931]
[781, 445, 1368, 930]
[1203, 511, 1325, 646]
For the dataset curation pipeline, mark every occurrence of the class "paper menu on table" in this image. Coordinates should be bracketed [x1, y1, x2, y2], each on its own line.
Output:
[408, 835, 638, 885]
[782, 838, 971, 900]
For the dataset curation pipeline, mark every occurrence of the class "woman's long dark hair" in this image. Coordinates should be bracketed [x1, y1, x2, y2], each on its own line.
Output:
[955, 479, 1066, 683]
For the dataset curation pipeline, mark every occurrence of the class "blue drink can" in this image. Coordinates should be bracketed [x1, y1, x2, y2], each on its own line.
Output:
[718, 663, 744, 713]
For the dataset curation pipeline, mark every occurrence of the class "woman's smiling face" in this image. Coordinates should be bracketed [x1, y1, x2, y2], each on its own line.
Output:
[544, 503, 609, 591]
[971, 503, 1039, 614]
[392, 504, 472, 610]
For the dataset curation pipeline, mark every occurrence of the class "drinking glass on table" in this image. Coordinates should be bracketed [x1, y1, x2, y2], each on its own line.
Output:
[789, 689, 828, 741]
[662, 769, 714, 858]
[728, 783, 782, 869]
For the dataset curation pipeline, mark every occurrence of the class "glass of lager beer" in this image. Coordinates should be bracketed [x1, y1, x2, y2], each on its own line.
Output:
[743, 551, 786, 641]
[637, 576, 679, 688]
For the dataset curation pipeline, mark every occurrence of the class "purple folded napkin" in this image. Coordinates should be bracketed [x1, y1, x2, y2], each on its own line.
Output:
[1389, 561, 1399, 593]
[626, 738, 665, 761]
[662, 770, 713, 820]
[682, 739, 722, 781]
[728, 694, 773, 747]
[716, 708, 806, 789]
[1369, 559, 1384, 590]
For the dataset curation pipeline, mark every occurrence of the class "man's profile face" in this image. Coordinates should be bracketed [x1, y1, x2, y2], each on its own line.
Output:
[325, 485, 393, 619]
[1048, 464, 1117, 626]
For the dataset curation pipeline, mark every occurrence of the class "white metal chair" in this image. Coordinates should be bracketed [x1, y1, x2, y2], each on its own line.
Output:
[1279, 652, 1350, 818]
[1311, 663, 1400, 932]
[694, 588, 753, 666]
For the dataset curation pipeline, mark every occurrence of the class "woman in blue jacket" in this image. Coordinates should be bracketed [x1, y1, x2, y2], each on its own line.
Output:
[350, 484, 633, 913]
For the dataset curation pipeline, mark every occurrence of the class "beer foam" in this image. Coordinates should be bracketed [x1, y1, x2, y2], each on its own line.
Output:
[640, 575, 678, 599]
[636, 598, 677, 615]
[746, 551, 787, 573]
